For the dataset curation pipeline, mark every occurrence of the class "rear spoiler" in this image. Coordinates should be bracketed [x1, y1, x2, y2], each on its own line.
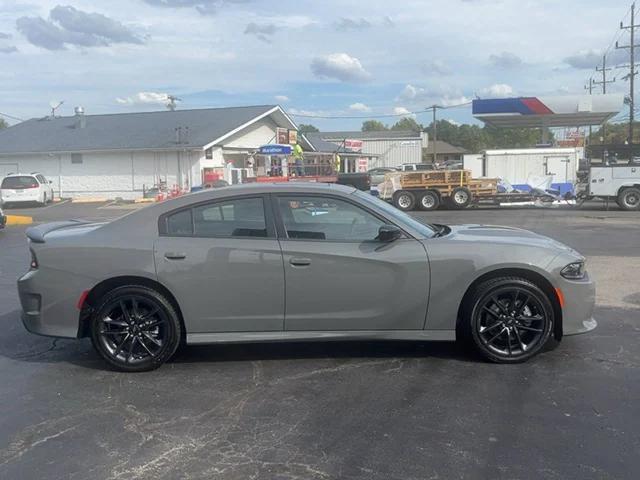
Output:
[25, 219, 94, 243]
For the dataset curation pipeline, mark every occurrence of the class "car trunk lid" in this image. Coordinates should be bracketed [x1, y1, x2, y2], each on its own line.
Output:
[25, 220, 105, 243]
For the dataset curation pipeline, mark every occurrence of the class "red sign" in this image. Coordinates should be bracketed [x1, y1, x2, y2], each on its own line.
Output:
[344, 139, 363, 151]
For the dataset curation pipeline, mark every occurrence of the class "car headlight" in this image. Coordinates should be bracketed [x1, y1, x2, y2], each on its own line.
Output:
[561, 261, 585, 280]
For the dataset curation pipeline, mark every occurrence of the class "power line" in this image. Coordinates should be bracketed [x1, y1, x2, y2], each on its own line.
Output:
[287, 101, 473, 120]
[0, 111, 24, 122]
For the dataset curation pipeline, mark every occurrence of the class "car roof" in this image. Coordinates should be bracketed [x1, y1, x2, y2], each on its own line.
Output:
[3, 173, 40, 177]
[215, 182, 356, 195]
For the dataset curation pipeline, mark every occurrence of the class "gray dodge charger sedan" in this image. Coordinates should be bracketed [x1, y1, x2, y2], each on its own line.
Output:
[18, 183, 596, 371]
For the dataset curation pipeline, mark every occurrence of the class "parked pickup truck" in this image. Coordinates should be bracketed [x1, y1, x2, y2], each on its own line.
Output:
[335, 172, 371, 191]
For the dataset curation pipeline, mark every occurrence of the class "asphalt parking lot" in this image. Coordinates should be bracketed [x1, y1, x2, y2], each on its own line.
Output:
[0, 200, 638, 479]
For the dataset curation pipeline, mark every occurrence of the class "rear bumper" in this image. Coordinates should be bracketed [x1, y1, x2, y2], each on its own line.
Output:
[18, 269, 84, 339]
[558, 271, 597, 335]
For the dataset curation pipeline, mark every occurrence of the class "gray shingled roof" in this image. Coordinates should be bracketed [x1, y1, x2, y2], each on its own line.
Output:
[318, 130, 422, 140]
[0, 105, 278, 154]
[304, 133, 359, 154]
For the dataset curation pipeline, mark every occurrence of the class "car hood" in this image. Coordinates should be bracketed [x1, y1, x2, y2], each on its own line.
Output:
[443, 224, 583, 258]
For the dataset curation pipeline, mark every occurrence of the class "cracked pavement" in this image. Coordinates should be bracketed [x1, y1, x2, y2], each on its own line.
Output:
[0, 203, 638, 479]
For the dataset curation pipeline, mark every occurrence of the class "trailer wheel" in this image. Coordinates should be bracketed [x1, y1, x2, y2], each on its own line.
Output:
[617, 187, 640, 211]
[418, 190, 440, 211]
[393, 190, 416, 211]
[449, 186, 472, 209]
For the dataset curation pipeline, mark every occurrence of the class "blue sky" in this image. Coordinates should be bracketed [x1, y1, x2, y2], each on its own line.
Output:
[0, 0, 635, 130]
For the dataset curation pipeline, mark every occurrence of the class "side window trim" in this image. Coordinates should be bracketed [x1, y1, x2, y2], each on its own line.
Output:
[159, 194, 276, 239]
[271, 193, 409, 243]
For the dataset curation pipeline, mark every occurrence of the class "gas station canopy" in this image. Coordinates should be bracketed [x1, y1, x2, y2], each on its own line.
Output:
[472, 94, 624, 128]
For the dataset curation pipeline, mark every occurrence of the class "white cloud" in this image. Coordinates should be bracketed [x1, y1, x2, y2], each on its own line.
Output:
[349, 102, 371, 112]
[116, 91, 169, 106]
[479, 84, 514, 98]
[393, 106, 415, 118]
[441, 95, 472, 106]
[398, 84, 470, 107]
[310, 53, 371, 82]
[275, 95, 289, 102]
[488, 51, 523, 69]
[423, 59, 451, 75]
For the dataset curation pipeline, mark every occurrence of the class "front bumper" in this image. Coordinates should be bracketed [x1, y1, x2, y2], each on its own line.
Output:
[558, 270, 597, 335]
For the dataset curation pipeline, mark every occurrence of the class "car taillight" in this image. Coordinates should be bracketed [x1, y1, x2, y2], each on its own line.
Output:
[30, 249, 38, 269]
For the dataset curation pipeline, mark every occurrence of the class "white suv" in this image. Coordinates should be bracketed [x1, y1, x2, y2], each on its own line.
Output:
[1, 173, 55, 206]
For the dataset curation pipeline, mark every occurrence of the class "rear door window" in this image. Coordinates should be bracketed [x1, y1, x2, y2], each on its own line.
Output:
[164, 197, 268, 238]
[1, 176, 39, 189]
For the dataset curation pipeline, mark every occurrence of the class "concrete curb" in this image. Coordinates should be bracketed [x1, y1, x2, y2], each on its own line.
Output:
[6, 215, 33, 226]
[71, 197, 108, 204]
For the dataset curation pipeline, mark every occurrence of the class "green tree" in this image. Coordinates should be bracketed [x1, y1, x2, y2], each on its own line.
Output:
[361, 120, 387, 131]
[298, 123, 319, 135]
[0, 118, 8, 130]
[390, 117, 423, 132]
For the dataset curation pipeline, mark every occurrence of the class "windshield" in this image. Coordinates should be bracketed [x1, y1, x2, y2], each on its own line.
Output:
[354, 190, 437, 238]
[1, 176, 38, 189]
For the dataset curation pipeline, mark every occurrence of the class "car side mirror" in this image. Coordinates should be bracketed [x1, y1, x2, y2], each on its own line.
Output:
[49, 180, 53, 184]
[377, 224, 402, 242]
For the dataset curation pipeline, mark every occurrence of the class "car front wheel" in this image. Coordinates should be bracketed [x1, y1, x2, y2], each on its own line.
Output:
[90, 285, 182, 372]
[462, 277, 554, 363]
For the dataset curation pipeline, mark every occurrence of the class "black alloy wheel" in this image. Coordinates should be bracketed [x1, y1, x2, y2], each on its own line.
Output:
[91, 286, 181, 372]
[465, 277, 554, 363]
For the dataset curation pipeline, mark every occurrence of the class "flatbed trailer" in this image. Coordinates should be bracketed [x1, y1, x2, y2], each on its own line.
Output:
[378, 169, 558, 211]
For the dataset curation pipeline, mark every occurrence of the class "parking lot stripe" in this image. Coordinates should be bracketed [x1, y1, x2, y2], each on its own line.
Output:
[6, 215, 33, 225]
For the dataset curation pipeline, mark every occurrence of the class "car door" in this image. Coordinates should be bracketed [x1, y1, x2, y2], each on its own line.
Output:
[154, 195, 285, 333]
[274, 194, 430, 331]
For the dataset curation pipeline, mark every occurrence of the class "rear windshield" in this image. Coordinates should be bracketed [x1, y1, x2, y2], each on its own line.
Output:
[1, 176, 39, 189]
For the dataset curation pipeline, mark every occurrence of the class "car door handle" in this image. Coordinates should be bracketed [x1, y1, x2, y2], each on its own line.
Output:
[289, 257, 311, 267]
[164, 252, 187, 260]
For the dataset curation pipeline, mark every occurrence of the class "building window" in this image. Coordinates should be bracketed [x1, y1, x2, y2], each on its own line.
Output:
[71, 153, 83, 164]
[205, 148, 213, 160]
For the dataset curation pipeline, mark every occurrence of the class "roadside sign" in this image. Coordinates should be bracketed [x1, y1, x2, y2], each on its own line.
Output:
[345, 139, 363, 152]
[288, 130, 298, 145]
[259, 144, 292, 155]
[276, 128, 289, 144]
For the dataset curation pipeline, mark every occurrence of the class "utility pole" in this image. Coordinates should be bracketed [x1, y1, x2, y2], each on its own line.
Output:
[593, 54, 616, 144]
[429, 105, 444, 165]
[617, 1, 640, 152]
[584, 78, 595, 144]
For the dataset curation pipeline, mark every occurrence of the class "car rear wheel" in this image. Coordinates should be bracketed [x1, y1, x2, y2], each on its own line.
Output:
[617, 187, 640, 211]
[462, 277, 554, 363]
[90, 285, 182, 372]
[392, 190, 416, 211]
[418, 190, 440, 211]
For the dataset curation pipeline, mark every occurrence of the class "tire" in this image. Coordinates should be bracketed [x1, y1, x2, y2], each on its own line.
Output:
[392, 190, 416, 211]
[617, 187, 640, 211]
[39, 193, 47, 207]
[90, 285, 182, 372]
[418, 190, 440, 211]
[460, 277, 554, 363]
[448, 186, 472, 209]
